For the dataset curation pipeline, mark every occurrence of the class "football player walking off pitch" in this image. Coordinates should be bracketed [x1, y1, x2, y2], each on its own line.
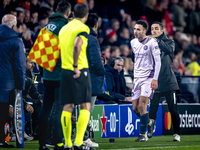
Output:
[131, 20, 161, 142]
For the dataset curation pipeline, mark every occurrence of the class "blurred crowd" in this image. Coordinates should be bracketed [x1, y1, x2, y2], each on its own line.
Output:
[1, 0, 200, 103]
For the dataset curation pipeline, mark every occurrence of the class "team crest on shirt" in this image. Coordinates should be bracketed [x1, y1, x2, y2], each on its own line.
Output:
[144, 45, 148, 50]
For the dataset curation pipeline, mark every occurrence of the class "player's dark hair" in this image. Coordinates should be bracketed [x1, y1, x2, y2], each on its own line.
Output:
[57, 1, 71, 15]
[85, 13, 98, 28]
[136, 20, 148, 30]
[74, 3, 88, 18]
[152, 21, 163, 30]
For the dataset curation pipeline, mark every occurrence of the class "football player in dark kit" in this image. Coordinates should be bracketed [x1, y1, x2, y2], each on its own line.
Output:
[148, 21, 181, 142]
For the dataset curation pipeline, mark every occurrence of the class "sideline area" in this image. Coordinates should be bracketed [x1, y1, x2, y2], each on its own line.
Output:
[6, 135, 200, 150]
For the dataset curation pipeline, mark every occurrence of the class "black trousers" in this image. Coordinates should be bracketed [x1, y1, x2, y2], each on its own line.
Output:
[25, 99, 42, 135]
[49, 97, 63, 144]
[38, 80, 63, 145]
[0, 102, 9, 143]
[149, 90, 180, 135]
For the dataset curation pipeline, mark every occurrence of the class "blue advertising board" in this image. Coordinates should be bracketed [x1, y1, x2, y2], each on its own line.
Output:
[119, 105, 140, 137]
[101, 105, 120, 138]
[91, 104, 163, 138]
[119, 104, 163, 137]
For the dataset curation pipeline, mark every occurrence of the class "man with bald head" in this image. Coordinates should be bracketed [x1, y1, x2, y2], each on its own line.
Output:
[0, 14, 25, 148]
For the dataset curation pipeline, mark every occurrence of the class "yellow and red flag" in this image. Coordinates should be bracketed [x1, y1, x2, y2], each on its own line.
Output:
[27, 28, 59, 72]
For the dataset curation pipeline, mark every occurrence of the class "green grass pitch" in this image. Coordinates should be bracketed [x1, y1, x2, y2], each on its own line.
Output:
[4, 135, 200, 150]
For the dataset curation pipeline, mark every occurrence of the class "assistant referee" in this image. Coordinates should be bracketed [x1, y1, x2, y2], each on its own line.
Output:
[59, 3, 94, 150]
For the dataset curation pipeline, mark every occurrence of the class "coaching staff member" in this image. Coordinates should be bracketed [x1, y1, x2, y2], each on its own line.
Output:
[148, 21, 181, 142]
[0, 14, 25, 148]
[59, 3, 94, 150]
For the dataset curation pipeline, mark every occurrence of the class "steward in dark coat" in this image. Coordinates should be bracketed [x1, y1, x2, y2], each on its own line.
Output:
[87, 26, 105, 96]
[0, 24, 26, 103]
[0, 21, 25, 147]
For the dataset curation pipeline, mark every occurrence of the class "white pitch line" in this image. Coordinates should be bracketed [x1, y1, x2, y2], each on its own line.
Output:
[109, 145, 200, 150]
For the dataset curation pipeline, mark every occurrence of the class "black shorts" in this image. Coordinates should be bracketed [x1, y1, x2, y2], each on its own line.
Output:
[59, 68, 91, 105]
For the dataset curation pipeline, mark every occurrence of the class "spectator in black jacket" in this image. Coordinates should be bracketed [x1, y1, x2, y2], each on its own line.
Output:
[86, 13, 105, 112]
[105, 57, 131, 101]
[23, 77, 42, 103]
[148, 21, 181, 142]
[22, 76, 42, 137]
[84, 13, 105, 148]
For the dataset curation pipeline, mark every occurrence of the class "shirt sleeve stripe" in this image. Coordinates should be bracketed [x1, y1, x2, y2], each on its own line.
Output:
[77, 32, 89, 38]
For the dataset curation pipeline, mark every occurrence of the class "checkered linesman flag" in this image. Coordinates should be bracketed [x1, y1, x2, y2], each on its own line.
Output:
[27, 28, 60, 72]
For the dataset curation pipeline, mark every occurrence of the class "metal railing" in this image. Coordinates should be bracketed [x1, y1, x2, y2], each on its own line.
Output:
[34, 71, 200, 103]
[124, 74, 200, 103]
